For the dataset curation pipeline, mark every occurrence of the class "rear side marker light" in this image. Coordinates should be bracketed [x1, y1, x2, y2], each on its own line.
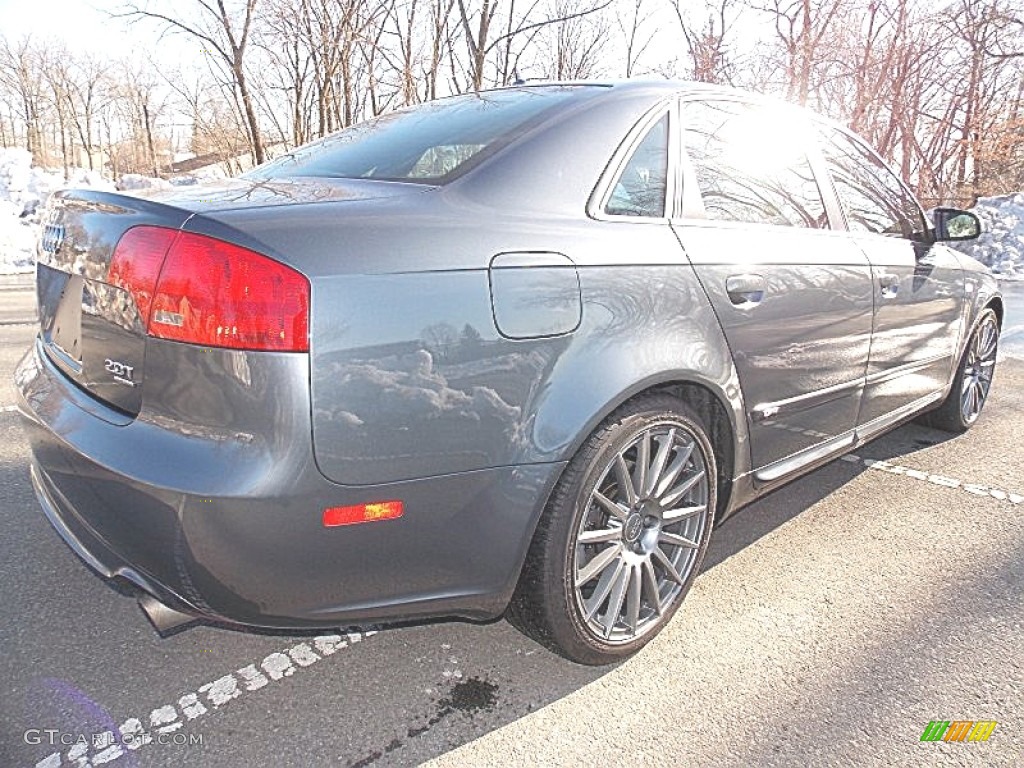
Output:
[323, 501, 404, 527]
[108, 225, 309, 352]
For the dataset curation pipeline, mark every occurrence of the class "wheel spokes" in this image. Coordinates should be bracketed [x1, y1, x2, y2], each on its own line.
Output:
[584, 560, 623, 621]
[641, 558, 662, 616]
[653, 442, 694, 499]
[592, 490, 628, 522]
[660, 468, 706, 507]
[977, 321, 998, 360]
[579, 526, 622, 545]
[577, 544, 621, 586]
[633, 431, 650, 500]
[662, 504, 706, 523]
[602, 563, 631, 637]
[652, 547, 684, 585]
[614, 454, 638, 508]
[644, 429, 675, 494]
[625, 565, 642, 634]
[962, 378, 981, 421]
[659, 531, 699, 549]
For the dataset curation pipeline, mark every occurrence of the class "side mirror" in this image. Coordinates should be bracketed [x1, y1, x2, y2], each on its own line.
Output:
[932, 208, 982, 242]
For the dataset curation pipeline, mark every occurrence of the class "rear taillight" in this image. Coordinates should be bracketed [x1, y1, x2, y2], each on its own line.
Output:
[108, 226, 309, 352]
[108, 227, 178, 324]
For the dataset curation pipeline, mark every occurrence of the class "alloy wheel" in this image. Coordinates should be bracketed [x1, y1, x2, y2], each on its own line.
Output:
[961, 315, 998, 425]
[572, 422, 710, 644]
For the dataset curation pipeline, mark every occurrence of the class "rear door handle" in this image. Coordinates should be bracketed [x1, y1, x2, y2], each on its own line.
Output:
[726, 274, 766, 306]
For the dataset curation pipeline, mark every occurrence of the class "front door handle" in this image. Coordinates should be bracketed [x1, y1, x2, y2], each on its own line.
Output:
[879, 273, 900, 298]
[726, 274, 766, 306]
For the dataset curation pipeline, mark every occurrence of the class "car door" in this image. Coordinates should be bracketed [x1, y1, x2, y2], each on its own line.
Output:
[816, 126, 964, 427]
[672, 98, 875, 479]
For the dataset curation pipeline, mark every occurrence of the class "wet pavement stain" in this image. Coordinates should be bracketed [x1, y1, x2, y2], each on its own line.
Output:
[438, 676, 499, 715]
[346, 677, 500, 767]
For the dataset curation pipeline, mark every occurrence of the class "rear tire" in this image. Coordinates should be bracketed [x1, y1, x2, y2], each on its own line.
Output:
[919, 309, 999, 433]
[508, 394, 717, 665]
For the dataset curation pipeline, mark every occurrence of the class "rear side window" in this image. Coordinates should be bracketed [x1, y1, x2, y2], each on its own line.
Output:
[682, 100, 828, 229]
[819, 127, 927, 239]
[605, 115, 669, 217]
[247, 87, 591, 184]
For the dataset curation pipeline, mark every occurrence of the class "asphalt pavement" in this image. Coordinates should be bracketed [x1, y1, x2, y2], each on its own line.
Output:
[0, 282, 1021, 767]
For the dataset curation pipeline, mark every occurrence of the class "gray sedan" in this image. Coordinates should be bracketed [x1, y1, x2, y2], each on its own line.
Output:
[15, 82, 1000, 665]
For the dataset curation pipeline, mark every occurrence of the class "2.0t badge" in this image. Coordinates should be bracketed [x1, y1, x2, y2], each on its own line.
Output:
[104, 358, 136, 387]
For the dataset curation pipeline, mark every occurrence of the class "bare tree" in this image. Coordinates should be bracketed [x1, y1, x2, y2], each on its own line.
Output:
[754, 0, 848, 104]
[671, 0, 742, 84]
[260, 0, 316, 146]
[942, 0, 1024, 199]
[617, 0, 656, 78]
[541, 0, 609, 80]
[0, 37, 47, 157]
[63, 55, 107, 171]
[43, 48, 74, 179]
[116, 0, 266, 163]
[112, 59, 168, 176]
[456, 0, 612, 90]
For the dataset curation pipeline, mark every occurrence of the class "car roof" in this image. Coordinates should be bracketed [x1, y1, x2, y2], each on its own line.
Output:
[495, 79, 774, 100]
[500, 79, 836, 126]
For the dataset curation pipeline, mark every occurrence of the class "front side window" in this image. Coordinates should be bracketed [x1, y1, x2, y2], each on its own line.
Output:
[604, 115, 669, 217]
[682, 100, 828, 229]
[819, 127, 926, 239]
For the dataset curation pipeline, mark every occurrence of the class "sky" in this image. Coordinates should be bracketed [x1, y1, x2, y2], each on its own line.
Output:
[0, 0, 198, 64]
[1, 1, 129, 53]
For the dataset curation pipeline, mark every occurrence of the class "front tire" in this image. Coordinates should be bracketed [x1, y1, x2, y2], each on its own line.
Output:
[509, 394, 717, 665]
[920, 308, 999, 433]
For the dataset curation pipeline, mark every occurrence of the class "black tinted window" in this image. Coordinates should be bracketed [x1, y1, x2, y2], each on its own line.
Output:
[248, 87, 590, 184]
[605, 115, 669, 217]
[682, 100, 828, 228]
[819, 128, 926, 239]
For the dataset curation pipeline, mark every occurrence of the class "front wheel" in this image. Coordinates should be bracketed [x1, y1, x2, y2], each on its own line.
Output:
[921, 308, 999, 433]
[509, 395, 717, 665]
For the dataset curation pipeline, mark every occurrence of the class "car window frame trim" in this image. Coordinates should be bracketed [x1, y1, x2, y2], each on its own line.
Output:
[587, 100, 677, 224]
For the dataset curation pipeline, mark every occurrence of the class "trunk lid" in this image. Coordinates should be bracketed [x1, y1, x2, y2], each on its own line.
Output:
[36, 177, 422, 418]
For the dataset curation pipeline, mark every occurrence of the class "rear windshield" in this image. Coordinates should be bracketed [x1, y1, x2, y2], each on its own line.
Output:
[247, 87, 595, 184]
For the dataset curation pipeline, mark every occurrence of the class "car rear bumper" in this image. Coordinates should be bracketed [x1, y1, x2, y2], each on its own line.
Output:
[16, 337, 563, 629]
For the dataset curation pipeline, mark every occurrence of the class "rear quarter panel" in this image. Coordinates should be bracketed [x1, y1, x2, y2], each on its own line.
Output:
[300, 212, 747, 489]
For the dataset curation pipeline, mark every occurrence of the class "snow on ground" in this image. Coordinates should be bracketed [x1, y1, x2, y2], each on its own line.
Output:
[0, 148, 115, 274]
[951, 193, 1024, 280]
[116, 173, 173, 191]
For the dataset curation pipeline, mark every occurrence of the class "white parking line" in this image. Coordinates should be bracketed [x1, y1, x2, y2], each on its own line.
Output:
[33, 628, 377, 767]
[840, 453, 1024, 504]
[1, 404, 17, 413]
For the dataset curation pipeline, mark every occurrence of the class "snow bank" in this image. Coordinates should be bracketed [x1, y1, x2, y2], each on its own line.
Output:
[0, 199, 36, 274]
[169, 164, 229, 186]
[117, 173, 173, 191]
[0, 148, 116, 273]
[954, 193, 1024, 280]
